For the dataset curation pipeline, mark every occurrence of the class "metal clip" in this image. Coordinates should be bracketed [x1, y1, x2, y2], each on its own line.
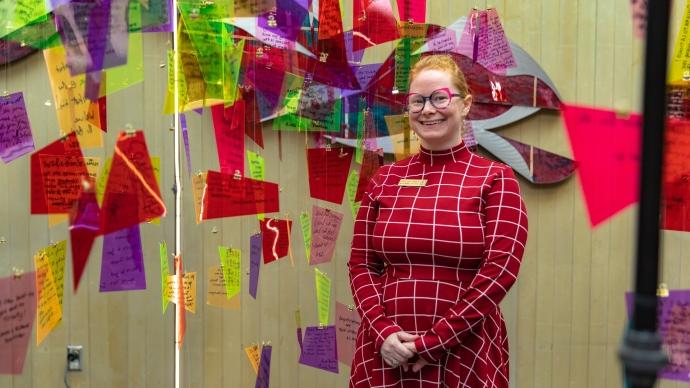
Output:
[233, 170, 242, 180]
[12, 267, 24, 279]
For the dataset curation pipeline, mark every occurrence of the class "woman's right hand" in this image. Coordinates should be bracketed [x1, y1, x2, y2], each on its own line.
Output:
[380, 331, 419, 370]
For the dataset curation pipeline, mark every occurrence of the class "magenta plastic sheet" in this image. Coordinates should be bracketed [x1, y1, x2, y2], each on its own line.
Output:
[257, 0, 309, 41]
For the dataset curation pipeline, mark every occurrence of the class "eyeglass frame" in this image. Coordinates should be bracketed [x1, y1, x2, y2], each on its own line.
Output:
[405, 87, 464, 113]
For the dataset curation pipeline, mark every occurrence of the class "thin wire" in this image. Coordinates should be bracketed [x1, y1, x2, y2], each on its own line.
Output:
[172, 0, 181, 387]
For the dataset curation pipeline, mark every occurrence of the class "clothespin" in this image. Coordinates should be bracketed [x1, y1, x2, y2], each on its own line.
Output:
[657, 283, 670, 297]
[0, 236, 6, 245]
[211, 226, 219, 234]
[338, 147, 348, 158]
[124, 124, 136, 137]
[615, 108, 631, 119]
[683, 70, 690, 82]
[318, 323, 325, 329]
[319, 52, 329, 63]
[233, 170, 242, 180]
[347, 304, 355, 311]
[12, 267, 24, 279]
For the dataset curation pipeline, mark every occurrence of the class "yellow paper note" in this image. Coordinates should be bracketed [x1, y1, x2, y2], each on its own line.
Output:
[300, 211, 311, 263]
[247, 150, 265, 220]
[105, 32, 144, 95]
[315, 267, 331, 326]
[669, 2, 690, 84]
[35, 241, 67, 306]
[43, 46, 103, 149]
[206, 266, 240, 310]
[244, 344, 261, 374]
[96, 157, 113, 205]
[160, 241, 169, 314]
[218, 246, 241, 299]
[385, 114, 420, 160]
[192, 172, 207, 224]
[165, 272, 196, 313]
[346, 170, 361, 219]
[34, 258, 62, 345]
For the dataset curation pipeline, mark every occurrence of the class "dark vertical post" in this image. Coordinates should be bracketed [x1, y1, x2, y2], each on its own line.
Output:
[619, 0, 672, 387]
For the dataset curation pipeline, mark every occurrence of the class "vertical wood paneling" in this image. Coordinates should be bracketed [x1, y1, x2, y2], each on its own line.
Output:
[2, 1, 684, 387]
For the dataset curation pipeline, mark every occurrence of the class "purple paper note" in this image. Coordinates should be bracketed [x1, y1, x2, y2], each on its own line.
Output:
[299, 325, 339, 373]
[335, 302, 360, 365]
[180, 114, 192, 176]
[193, 108, 203, 115]
[625, 290, 690, 381]
[0, 272, 37, 374]
[249, 233, 262, 299]
[257, 0, 309, 41]
[353, 64, 382, 90]
[0, 92, 35, 163]
[310, 206, 343, 265]
[99, 225, 147, 292]
[427, 28, 457, 52]
[255, 344, 272, 388]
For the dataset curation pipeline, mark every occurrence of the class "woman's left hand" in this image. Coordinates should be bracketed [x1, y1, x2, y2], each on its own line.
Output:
[402, 342, 430, 372]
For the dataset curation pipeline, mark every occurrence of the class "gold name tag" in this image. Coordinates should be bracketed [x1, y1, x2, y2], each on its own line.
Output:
[398, 179, 427, 187]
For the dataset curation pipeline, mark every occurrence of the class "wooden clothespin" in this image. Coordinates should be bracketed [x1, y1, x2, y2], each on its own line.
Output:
[657, 283, 670, 297]
[0, 236, 6, 245]
[233, 170, 242, 180]
[12, 267, 24, 279]
[347, 304, 355, 311]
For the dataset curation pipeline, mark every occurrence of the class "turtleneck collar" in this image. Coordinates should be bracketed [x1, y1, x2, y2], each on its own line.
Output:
[417, 141, 469, 166]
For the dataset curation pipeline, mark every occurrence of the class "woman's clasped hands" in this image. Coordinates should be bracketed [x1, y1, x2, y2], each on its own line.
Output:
[380, 332, 430, 372]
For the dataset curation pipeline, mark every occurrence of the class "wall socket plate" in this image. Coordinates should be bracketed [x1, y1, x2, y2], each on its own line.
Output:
[66, 345, 83, 371]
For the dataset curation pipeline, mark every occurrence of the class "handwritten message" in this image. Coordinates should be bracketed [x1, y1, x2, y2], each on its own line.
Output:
[207, 266, 240, 310]
[34, 241, 67, 307]
[245, 343, 261, 374]
[307, 147, 353, 204]
[166, 272, 196, 313]
[0, 92, 34, 163]
[249, 233, 262, 299]
[310, 206, 343, 265]
[300, 212, 311, 263]
[100, 225, 147, 292]
[0, 272, 36, 374]
[34, 259, 62, 345]
[298, 325, 339, 373]
[336, 302, 361, 365]
[202, 172, 280, 220]
[218, 246, 241, 299]
[255, 344, 272, 388]
[315, 268, 332, 326]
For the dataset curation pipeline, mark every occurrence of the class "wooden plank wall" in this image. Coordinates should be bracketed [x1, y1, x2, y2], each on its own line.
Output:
[0, 0, 687, 387]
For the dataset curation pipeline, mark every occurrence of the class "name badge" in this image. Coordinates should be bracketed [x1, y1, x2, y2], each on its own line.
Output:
[398, 179, 427, 187]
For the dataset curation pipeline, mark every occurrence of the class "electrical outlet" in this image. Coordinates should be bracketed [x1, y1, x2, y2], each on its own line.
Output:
[67, 345, 83, 371]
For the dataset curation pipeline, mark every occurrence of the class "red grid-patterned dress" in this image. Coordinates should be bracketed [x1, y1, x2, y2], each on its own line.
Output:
[348, 142, 528, 388]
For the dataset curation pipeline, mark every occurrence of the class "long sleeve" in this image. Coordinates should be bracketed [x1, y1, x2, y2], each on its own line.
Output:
[414, 166, 528, 362]
[348, 168, 403, 351]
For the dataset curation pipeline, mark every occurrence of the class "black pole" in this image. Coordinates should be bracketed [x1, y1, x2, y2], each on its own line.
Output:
[618, 0, 672, 387]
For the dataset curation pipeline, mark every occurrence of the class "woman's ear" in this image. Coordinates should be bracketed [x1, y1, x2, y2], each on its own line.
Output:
[461, 94, 473, 117]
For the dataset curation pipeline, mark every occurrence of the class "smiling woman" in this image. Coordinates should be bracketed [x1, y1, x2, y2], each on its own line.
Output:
[348, 54, 529, 388]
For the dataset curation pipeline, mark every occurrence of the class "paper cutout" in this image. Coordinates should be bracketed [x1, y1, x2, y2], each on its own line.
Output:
[300, 212, 311, 263]
[562, 104, 640, 227]
[99, 225, 146, 292]
[207, 266, 241, 310]
[247, 150, 266, 220]
[249, 233, 262, 299]
[384, 114, 421, 160]
[455, 8, 516, 74]
[298, 325, 339, 373]
[355, 150, 383, 202]
[427, 27, 457, 51]
[240, 86, 264, 148]
[212, 101, 245, 176]
[310, 206, 343, 265]
[166, 272, 196, 313]
[0, 272, 36, 374]
[306, 147, 353, 204]
[160, 242, 169, 313]
[669, 1, 690, 84]
[318, 0, 343, 40]
[96, 157, 112, 205]
[245, 343, 261, 374]
[34, 257, 62, 345]
[397, 0, 426, 23]
[68, 179, 99, 291]
[625, 290, 690, 381]
[192, 172, 206, 223]
[335, 302, 361, 365]
[315, 268, 331, 326]
[0, 92, 34, 163]
[346, 169, 361, 219]
[662, 120, 690, 231]
[257, 0, 308, 41]
[34, 241, 66, 307]
[180, 114, 192, 176]
[254, 344, 272, 388]
[30, 132, 88, 214]
[630, 0, 647, 39]
[202, 171, 280, 220]
[352, 0, 400, 51]
[218, 246, 241, 299]
[353, 63, 383, 90]
[260, 218, 292, 264]
[174, 255, 185, 349]
[394, 30, 424, 92]
[43, 45, 102, 148]
[101, 131, 166, 234]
